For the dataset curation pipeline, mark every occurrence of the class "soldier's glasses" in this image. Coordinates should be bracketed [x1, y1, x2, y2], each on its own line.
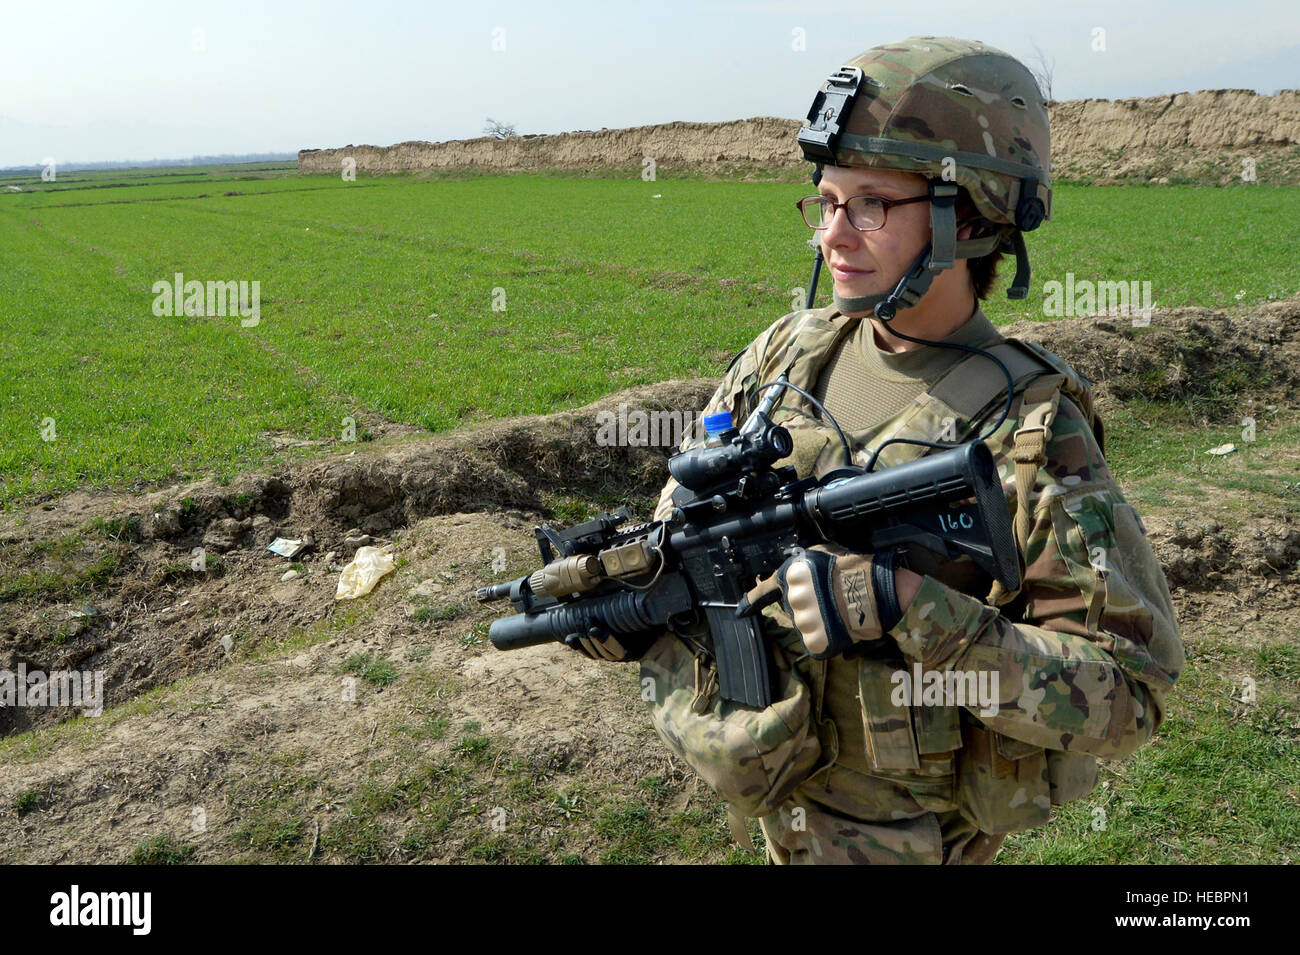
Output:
[795, 193, 930, 232]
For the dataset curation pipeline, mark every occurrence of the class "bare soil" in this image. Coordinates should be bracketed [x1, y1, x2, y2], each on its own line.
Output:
[0, 379, 715, 739]
[1, 298, 1297, 863]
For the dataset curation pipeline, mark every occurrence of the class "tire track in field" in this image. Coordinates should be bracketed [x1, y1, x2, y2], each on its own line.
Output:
[10, 209, 422, 447]
[9, 209, 137, 279]
[188, 200, 790, 300]
[235, 324, 428, 445]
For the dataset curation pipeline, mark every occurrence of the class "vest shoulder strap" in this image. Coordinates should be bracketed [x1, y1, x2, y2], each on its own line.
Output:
[926, 338, 1054, 420]
[916, 337, 1106, 608]
[926, 337, 1105, 453]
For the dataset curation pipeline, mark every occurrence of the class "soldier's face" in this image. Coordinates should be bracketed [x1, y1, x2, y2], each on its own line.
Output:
[817, 166, 932, 298]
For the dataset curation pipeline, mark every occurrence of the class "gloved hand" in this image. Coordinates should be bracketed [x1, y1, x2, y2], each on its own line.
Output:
[569, 631, 633, 661]
[738, 543, 904, 659]
[565, 628, 654, 662]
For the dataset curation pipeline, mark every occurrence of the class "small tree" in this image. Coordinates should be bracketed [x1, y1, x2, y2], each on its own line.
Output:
[1027, 40, 1055, 104]
[483, 117, 517, 140]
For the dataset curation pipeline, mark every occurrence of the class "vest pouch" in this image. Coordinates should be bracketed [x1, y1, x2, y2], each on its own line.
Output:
[956, 721, 1052, 834]
[1046, 750, 1099, 805]
[639, 631, 827, 818]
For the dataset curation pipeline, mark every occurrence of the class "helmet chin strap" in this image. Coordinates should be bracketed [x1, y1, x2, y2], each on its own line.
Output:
[832, 243, 937, 319]
[829, 180, 1011, 321]
[831, 287, 891, 315]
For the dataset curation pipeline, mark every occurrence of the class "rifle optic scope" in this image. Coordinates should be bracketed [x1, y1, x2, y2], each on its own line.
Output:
[668, 424, 793, 492]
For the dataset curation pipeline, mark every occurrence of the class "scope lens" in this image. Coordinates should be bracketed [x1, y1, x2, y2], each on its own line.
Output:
[770, 426, 793, 458]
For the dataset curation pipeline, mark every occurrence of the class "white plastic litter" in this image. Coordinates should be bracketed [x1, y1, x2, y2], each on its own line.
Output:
[335, 546, 396, 600]
[1207, 443, 1237, 456]
[267, 537, 305, 558]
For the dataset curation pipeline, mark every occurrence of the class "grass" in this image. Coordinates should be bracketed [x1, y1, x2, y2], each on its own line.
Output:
[0, 561, 751, 863]
[88, 514, 142, 541]
[155, 551, 226, 584]
[128, 835, 197, 865]
[2, 163, 1298, 865]
[318, 719, 755, 864]
[227, 765, 324, 861]
[456, 622, 490, 650]
[413, 602, 463, 623]
[1001, 636, 1300, 864]
[0, 537, 129, 604]
[0, 682, 167, 764]
[12, 788, 45, 815]
[1104, 403, 1300, 518]
[340, 653, 399, 687]
[393, 713, 450, 741]
[3, 166, 1298, 508]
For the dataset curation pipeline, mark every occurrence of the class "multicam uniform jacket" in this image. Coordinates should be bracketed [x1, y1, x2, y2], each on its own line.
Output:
[640, 305, 1185, 864]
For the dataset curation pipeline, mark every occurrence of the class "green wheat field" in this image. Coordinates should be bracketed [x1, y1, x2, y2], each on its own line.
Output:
[2, 164, 1296, 508]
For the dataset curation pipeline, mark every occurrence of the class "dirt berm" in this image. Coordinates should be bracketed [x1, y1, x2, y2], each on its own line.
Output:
[2, 298, 1298, 864]
[299, 89, 1300, 185]
[1, 296, 1297, 741]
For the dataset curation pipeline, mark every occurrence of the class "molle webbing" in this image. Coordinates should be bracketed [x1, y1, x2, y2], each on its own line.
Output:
[864, 338, 1076, 606]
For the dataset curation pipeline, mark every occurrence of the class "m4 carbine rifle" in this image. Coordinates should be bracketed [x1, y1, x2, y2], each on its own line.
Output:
[476, 376, 1020, 710]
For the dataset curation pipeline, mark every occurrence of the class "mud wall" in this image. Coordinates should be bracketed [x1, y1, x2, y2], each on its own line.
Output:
[300, 90, 1300, 184]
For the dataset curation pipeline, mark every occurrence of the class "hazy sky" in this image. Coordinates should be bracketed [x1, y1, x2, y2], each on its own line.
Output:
[2, 0, 1296, 166]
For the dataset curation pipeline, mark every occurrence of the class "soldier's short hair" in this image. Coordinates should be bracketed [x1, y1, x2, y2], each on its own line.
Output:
[956, 186, 1006, 302]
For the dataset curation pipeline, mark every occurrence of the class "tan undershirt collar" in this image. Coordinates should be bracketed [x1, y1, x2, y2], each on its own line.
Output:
[860, 307, 1003, 384]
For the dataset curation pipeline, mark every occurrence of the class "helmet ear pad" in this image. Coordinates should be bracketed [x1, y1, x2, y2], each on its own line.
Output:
[1015, 177, 1046, 231]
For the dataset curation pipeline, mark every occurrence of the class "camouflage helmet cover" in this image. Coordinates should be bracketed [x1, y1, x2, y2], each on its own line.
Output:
[801, 36, 1052, 229]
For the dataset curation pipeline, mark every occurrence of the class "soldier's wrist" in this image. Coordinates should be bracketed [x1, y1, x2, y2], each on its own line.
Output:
[893, 567, 923, 616]
[887, 573, 997, 667]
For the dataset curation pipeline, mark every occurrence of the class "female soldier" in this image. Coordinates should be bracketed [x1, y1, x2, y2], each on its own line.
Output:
[629, 37, 1184, 865]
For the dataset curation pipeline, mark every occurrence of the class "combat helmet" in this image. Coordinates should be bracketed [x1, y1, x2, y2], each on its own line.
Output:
[797, 36, 1051, 319]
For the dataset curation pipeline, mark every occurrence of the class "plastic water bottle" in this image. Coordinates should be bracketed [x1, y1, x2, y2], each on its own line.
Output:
[703, 411, 733, 448]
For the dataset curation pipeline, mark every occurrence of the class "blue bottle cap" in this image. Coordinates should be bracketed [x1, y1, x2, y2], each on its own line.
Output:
[703, 412, 734, 435]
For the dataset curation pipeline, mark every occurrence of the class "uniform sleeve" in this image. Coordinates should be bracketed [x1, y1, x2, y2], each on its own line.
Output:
[888, 396, 1185, 760]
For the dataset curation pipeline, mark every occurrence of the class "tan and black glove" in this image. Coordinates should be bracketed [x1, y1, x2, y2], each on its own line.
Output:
[569, 631, 632, 661]
[566, 628, 656, 663]
[738, 543, 903, 659]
